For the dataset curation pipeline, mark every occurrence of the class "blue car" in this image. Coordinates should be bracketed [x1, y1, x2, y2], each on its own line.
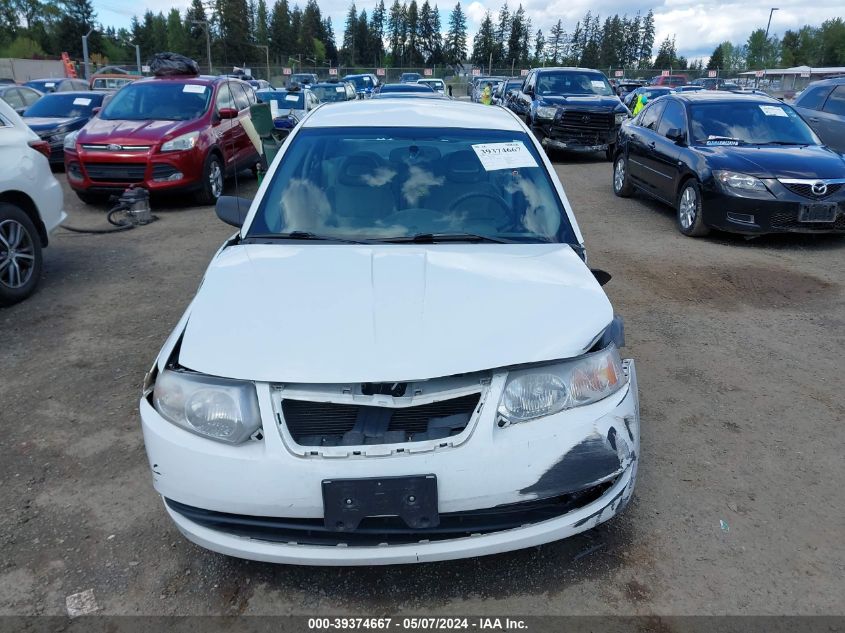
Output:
[342, 73, 379, 98]
[22, 91, 106, 164]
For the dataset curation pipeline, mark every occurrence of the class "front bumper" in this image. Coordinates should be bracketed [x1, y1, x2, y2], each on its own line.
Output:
[141, 361, 639, 565]
[64, 146, 204, 194]
[701, 184, 845, 234]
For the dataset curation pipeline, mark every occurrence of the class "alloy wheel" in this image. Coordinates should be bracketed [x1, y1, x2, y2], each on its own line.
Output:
[614, 158, 625, 192]
[0, 219, 36, 289]
[678, 186, 697, 230]
[209, 160, 223, 199]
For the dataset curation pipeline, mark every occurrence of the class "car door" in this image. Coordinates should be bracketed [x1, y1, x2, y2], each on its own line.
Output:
[626, 99, 666, 193]
[651, 98, 687, 202]
[229, 81, 255, 166]
[214, 82, 240, 171]
[813, 85, 845, 153]
[793, 83, 833, 140]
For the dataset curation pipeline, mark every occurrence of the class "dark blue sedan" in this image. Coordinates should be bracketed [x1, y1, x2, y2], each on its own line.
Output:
[22, 91, 106, 164]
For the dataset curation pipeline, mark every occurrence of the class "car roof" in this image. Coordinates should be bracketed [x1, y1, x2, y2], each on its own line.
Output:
[808, 76, 845, 86]
[672, 91, 783, 105]
[135, 74, 227, 85]
[536, 67, 602, 74]
[42, 90, 103, 97]
[303, 98, 524, 130]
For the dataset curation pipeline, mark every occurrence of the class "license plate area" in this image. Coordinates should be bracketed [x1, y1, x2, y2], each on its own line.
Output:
[798, 203, 838, 223]
[322, 475, 438, 531]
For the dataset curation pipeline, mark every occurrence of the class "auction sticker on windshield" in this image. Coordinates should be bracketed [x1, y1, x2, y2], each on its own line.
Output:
[286, 95, 300, 102]
[471, 141, 537, 171]
[591, 80, 606, 89]
[760, 105, 788, 117]
[183, 84, 206, 94]
[72, 98, 92, 106]
[336, 87, 345, 92]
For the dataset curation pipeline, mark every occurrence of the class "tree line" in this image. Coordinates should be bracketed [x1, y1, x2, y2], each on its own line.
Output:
[1, 0, 844, 73]
[707, 18, 845, 71]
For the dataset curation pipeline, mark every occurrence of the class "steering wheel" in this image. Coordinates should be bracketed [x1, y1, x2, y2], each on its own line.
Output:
[447, 191, 511, 213]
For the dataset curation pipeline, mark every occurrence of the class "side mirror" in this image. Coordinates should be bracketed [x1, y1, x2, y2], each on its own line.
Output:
[666, 128, 686, 144]
[218, 107, 238, 120]
[591, 269, 612, 286]
[215, 196, 252, 228]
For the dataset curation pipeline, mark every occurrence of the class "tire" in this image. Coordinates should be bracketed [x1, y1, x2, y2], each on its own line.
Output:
[0, 203, 43, 307]
[676, 179, 710, 237]
[195, 153, 224, 205]
[75, 191, 108, 205]
[612, 154, 633, 197]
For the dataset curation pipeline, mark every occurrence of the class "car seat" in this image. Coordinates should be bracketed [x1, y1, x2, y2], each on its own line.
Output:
[426, 150, 506, 230]
[329, 152, 397, 225]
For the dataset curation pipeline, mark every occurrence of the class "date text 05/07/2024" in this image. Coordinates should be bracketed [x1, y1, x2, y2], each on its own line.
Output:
[308, 617, 529, 630]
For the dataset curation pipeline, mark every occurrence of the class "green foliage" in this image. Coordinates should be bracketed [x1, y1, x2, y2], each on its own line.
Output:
[1, 35, 44, 57]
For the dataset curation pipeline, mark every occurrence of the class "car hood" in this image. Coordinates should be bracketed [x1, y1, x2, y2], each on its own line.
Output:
[539, 95, 624, 110]
[699, 144, 845, 179]
[23, 116, 86, 132]
[78, 117, 191, 146]
[178, 244, 613, 383]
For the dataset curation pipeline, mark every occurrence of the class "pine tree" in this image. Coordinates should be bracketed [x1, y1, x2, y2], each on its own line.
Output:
[166, 8, 187, 53]
[185, 0, 208, 64]
[706, 43, 724, 70]
[471, 10, 495, 68]
[653, 35, 677, 69]
[548, 19, 563, 64]
[323, 17, 338, 63]
[269, 0, 293, 61]
[406, 0, 419, 64]
[430, 6, 443, 64]
[387, 0, 406, 64]
[494, 0, 509, 64]
[341, 2, 357, 64]
[506, 4, 525, 64]
[369, 0, 386, 64]
[255, 0, 269, 45]
[445, 2, 467, 67]
[532, 28, 544, 65]
[638, 9, 655, 68]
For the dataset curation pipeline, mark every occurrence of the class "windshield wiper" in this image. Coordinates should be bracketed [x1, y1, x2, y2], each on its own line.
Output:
[246, 231, 367, 244]
[376, 232, 516, 244]
[760, 140, 809, 146]
[704, 136, 747, 145]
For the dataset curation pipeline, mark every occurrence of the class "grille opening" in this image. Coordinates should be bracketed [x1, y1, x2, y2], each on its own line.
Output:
[782, 182, 842, 200]
[281, 393, 482, 446]
[165, 480, 614, 546]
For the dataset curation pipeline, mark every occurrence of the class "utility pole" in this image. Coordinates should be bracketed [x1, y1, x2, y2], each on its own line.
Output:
[255, 44, 270, 81]
[82, 28, 94, 81]
[764, 7, 779, 39]
[135, 45, 141, 74]
[192, 20, 213, 74]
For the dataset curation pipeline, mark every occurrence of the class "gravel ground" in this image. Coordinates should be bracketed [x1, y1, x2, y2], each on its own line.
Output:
[1, 157, 843, 617]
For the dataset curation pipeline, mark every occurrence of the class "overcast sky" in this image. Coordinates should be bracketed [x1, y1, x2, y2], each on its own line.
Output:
[94, 0, 845, 62]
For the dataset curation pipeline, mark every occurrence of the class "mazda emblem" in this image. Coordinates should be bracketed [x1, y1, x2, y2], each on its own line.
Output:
[811, 181, 828, 196]
[581, 115, 590, 123]
[107, 143, 122, 151]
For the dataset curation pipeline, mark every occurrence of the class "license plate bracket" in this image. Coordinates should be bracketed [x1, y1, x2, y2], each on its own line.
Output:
[322, 475, 439, 531]
[798, 202, 838, 223]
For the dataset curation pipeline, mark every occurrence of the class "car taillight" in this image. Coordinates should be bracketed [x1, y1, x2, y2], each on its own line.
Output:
[28, 140, 51, 160]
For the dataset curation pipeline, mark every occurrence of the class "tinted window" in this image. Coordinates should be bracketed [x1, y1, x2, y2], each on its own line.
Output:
[821, 86, 845, 116]
[23, 93, 101, 117]
[689, 102, 818, 145]
[20, 88, 41, 106]
[230, 82, 250, 110]
[1, 88, 24, 109]
[249, 127, 577, 245]
[657, 100, 686, 137]
[101, 82, 211, 121]
[312, 85, 347, 102]
[216, 83, 235, 110]
[536, 71, 613, 96]
[796, 85, 833, 111]
[256, 90, 304, 111]
[639, 100, 666, 131]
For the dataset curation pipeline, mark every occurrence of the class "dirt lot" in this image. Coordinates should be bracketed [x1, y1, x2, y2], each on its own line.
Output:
[1, 157, 843, 617]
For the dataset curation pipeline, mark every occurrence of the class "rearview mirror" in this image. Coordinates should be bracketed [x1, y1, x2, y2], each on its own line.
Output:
[218, 107, 238, 119]
[591, 269, 612, 286]
[215, 196, 252, 227]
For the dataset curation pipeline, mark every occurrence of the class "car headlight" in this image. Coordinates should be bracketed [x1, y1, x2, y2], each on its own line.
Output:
[161, 131, 199, 152]
[63, 130, 79, 150]
[497, 344, 627, 424]
[614, 112, 628, 125]
[152, 369, 261, 444]
[713, 170, 770, 194]
[536, 106, 558, 119]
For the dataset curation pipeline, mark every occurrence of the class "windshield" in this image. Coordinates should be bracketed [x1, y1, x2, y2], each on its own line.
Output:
[401, 74, 421, 82]
[257, 90, 304, 110]
[312, 85, 346, 102]
[23, 93, 101, 118]
[100, 82, 211, 121]
[537, 71, 614, 97]
[248, 127, 577, 244]
[381, 84, 433, 93]
[689, 102, 819, 145]
[26, 80, 58, 92]
[291, 74, 314, 84]
[345, 76, 372, 89]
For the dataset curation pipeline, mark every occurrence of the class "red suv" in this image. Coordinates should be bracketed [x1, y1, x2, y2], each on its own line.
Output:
[651, 74, 689, 87]
[64, 75, 260, 204]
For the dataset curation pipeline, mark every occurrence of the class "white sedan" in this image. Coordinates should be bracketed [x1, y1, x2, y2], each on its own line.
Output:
[0, 99, 65, 305]
[140, 97, 640, 565]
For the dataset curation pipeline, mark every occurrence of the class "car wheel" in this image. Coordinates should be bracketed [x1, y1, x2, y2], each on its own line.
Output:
[612, 155, 633, 198]
[0, 203, 43, 307]
[677, 180, 710, 237]
[195, 153, 224, 205]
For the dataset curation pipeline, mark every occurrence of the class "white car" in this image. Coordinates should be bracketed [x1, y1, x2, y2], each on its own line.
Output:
[417, 78, 446, 94]
[0, 99, 65, 306]
[140, 98, 640, 565]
